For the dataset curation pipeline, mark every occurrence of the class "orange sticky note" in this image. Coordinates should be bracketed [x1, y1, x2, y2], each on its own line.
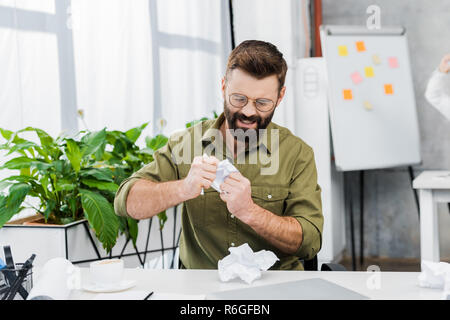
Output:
[384, 84, 393, 95]
[356, 41, 366, 52]
[343, 89, 353, 100]
[338, 45, 348, 56]
[365, 66, 374, 77]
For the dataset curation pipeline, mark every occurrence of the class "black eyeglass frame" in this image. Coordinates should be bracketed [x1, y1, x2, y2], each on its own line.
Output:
[227, 91, 280, 113]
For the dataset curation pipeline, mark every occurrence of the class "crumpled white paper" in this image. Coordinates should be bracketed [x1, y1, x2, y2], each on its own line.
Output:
[211, 159, 238, 193]
[218, 243, 279, 284]
[418, 260, 450, 299]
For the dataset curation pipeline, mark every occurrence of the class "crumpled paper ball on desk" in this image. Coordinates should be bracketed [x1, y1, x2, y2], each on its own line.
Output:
[418, 260, 450, 299]
[218, 243, 279, 284]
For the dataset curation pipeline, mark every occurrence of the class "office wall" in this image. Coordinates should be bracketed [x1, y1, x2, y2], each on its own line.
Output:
[322, 0, 450, 260]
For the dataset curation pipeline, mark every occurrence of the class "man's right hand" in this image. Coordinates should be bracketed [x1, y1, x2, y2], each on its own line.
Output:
[438, 54, 450, 73]
[181, 155, 219, 200]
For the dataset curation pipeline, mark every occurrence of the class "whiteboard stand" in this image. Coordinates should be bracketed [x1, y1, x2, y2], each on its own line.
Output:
[320, 25, 422, 270]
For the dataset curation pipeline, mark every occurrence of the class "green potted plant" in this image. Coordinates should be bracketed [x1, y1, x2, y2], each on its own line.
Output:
[0, 124, 168, 266]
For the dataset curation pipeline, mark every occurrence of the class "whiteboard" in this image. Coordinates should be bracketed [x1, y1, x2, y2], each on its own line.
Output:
[320, 26, 421, 171]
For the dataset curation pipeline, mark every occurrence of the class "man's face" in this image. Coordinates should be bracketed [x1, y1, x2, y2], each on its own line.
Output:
[222, 69, 285, 133]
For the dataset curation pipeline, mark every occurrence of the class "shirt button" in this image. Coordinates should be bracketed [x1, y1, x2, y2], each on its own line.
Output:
[231, 243, 235, 247]
[267, 194, 272, 199]
[230, 214, 235, 218]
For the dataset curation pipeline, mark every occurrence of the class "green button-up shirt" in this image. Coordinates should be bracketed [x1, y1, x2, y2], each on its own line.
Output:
[114, 113, 323, 270]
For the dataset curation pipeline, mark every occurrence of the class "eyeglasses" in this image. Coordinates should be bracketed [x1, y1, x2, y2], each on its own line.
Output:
[228, 93, 276, 112]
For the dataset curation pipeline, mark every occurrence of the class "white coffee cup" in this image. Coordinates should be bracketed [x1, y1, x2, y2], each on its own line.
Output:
[89, 259, 124, 287]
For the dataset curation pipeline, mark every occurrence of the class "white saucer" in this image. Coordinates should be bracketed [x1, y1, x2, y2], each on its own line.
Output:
[82, 280, 137, 293]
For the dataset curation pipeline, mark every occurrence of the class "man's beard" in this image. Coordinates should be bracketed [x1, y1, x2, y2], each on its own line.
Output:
[223, 101, 274, 138]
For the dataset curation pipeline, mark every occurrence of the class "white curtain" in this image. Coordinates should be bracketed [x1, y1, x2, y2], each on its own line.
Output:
[232, 0, 311, 133]
[0, 0, 67, 137]
[0, 0, 232, 140]
[71, 0, 232, 137]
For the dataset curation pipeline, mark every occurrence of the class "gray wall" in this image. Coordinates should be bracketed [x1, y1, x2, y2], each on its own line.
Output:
[322, 0, 450, 260]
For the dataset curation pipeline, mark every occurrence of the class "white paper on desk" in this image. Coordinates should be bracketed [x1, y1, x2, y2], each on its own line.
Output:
[211, 159, 238, 193]
[218, 243, 279, 284]
[27, 258, 74, 300]
[418, 260, 450, 289]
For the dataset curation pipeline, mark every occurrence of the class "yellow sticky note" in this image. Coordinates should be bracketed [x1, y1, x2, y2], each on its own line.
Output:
[338, 45, 348, 56]
[356, 41, 366, 52]
[343, 89, 353, 100]
[384, 84, 394, 95]
[372, 54, 381, 65]
[363, 101, 373, 110]
[365, 66, 374, 77]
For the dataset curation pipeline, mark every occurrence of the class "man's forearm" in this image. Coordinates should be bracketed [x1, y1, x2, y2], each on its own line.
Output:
[243, 204, 303, 255]
[126, 179, 189, 220]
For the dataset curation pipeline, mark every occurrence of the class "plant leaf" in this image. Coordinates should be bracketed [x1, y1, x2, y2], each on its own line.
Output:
[5, 141, 39, 156]
[18, 127, 54, 147]
[65, 139, 82, 172]
[81, 129, 107, 157]
[80, 168, 114, 182]
[1, 157, 51, 171]
[125, 123, 148, 143]
[1, 157, 34, 169]
[80, 189, 119, 252]
[54, 181, 75, 192]
[146, 134, 168, 151]
[81, 178, 118, 192]
[127, 217, 139, 246]
[0, 195, 13, 227]
[43, 199, 56, 220]
[0, 128, 13, 141]
[157, 211, 167, 230]
[0, 183, 31, 227]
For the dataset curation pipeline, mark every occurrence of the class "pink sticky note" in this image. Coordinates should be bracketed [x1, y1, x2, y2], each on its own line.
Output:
[351, 71, 363, 84]
[388, 57, 399, 68]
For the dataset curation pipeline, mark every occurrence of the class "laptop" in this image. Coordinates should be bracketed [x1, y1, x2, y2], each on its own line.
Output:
[206, 278, 369, 300]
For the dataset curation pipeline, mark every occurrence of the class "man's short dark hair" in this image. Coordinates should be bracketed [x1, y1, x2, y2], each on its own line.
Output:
[226, 40, 288, 91]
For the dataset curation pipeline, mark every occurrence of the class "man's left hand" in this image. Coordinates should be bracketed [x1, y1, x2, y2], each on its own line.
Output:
[219, 172, 255, 223]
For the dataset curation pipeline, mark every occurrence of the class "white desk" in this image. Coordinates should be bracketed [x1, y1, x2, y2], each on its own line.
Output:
[66, 269, 441, 300]
[413, 170, 450, 263]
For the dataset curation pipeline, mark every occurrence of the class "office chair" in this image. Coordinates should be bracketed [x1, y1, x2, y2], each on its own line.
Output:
[303, 255, 347, 271]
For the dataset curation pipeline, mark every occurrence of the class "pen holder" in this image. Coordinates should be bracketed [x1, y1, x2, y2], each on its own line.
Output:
[0, 257, 35, 300]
